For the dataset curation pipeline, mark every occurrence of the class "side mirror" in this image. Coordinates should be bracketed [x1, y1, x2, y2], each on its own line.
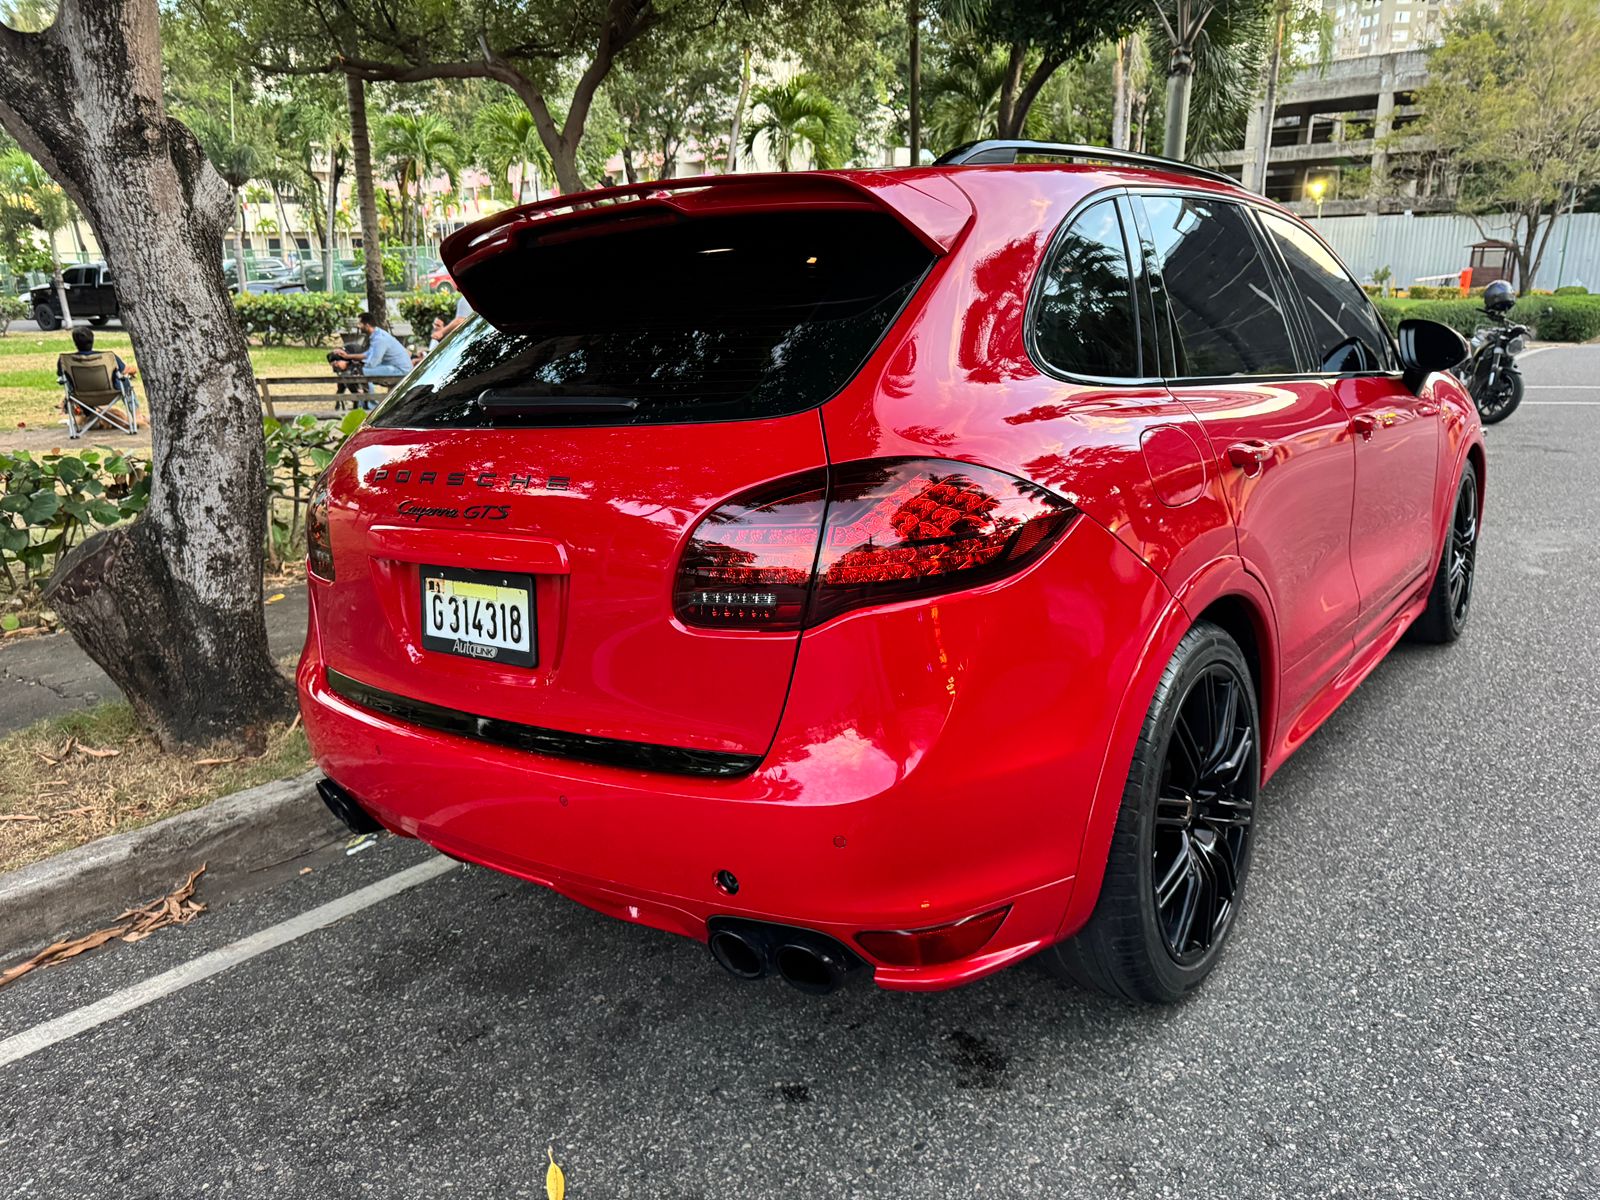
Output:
[1396, 318, 1469, 390]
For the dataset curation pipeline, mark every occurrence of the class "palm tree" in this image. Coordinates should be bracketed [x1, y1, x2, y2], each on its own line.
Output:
[743, 76, 848, 172]
[377, 112, 463, 255]
[277, 85, 351, 287]
[1149, 0, 1274, 161]
[0, 148, 72, 320]
[189, 114, 261, 286]
[923, 49, 1010, 151]
[473, 100, 551, 205]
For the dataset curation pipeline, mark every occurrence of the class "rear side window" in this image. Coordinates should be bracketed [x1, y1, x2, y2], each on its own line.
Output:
[1032, 199, 1142, 378]
[1259, 211, 1396, 373]
[372, 210, 932, 429]
[1139, 195, 1299, 378]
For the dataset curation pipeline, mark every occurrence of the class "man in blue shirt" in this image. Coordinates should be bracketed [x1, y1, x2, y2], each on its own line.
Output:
[331, 312, 413, 409]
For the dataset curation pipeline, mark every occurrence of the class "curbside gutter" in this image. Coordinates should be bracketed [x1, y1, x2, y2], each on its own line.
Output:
[0, 769, 346, 964]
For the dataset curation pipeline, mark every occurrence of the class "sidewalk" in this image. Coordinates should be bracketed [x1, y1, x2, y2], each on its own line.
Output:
[0, 584, 308, 736]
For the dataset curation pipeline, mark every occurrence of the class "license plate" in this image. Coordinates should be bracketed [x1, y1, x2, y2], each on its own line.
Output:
[420, 566, 536, 667]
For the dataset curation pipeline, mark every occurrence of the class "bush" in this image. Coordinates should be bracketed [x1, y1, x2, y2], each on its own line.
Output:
[1514, 295, 1600, 342]
[396, 291, 457, 335]
[0, 294, 25, 336]
[1554, 285, 1589, 295]
[263, 409, 366, 570]
[0, 448, 150, 601]
[233, 292, 362, 347]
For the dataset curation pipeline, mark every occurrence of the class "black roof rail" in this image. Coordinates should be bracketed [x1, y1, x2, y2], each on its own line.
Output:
[934, 140, 1241, 188]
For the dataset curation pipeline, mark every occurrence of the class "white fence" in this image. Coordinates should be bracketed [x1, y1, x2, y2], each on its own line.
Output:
[1313, 211, 1600, 292]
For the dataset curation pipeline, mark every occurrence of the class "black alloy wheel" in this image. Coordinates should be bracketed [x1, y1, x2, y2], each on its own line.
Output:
[1045, 621, 1260, 1003]
[1152, 664, 1256, 965]
[1447, 466, 1479, 625]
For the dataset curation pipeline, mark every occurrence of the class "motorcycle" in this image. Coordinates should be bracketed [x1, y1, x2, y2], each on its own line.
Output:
[1462, 314, 1529, 424]
[1461, 279, 1527, 425]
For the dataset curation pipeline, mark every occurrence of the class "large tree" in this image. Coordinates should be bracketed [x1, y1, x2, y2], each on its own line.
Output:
[1417, 0, 1600, 292]
[0, 0, 293, 745]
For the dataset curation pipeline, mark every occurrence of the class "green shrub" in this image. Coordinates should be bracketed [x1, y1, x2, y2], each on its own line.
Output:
[0, 294, 25, 335]
[1514, 295, 1600, 342]
[1553, 285, 1589, 295]
[263, 409, 366, 570]
[396, 291, 457, 335]
[233, 292, 362, 347]
[0, 448, 150, 598]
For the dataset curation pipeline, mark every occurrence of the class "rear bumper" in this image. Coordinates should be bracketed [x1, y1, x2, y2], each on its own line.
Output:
[298, 517, 1171, 991]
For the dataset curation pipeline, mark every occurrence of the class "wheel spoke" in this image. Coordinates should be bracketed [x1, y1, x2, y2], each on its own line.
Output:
[1206, 677, 1239, 773]
[1155, 791, 1192, 830]
[1154, 833, 1194, 909]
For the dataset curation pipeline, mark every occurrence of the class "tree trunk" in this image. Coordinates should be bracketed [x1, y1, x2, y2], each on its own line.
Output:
[620, 144, 638, 185]
[1252, 8, 1287, 194]
[232, 191, 248, 287]
[0, 0, 292, 746]
[907, 0, 922, 165]
[1112, 38, 1130, 150]
[269, 180, 294, 266]
[996, 42, 1027, 139]
[48, 227, 73, 326]
[324, 152, 340, 290]
[345, 72, 386, 317]
[728, 45, 753, 172]
[1009, 51, 1066, 138]
[1163, 61, 1194, 160]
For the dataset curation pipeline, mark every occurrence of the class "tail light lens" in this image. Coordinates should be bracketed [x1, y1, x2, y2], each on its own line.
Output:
[307, 476, 335, 581]
[672, 472, 827, 631]
[674, 459, 1074, 631]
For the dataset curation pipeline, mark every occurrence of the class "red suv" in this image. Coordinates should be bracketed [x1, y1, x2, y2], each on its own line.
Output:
[300, 141, 1482, 1003]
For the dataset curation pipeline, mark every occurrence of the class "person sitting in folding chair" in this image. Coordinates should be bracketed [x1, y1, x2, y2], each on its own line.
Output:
[57, 326, 140, 438]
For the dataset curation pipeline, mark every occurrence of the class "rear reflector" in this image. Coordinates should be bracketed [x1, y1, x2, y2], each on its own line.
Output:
[856, 906, 1011, 968]
[674, 459, 1074, 632]
[307, 476, 334, 581]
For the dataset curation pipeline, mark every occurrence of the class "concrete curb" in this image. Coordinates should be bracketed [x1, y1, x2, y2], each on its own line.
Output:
[0, 769, 346, 963]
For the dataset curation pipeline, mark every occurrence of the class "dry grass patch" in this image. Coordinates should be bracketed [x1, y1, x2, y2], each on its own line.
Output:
[0, 701, 311, 873]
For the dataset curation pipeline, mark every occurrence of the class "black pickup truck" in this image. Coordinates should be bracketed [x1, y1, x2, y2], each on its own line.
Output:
[28, 262, 118, 330]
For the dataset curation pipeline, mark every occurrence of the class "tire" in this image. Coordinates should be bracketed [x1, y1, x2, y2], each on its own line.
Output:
[33, 303, 60, 332]
[1475, 369, 1523, 425]
[89, 315, 110, 327]
[1044, 621, 1260, 1003]
[1406, 465, 1480, 644]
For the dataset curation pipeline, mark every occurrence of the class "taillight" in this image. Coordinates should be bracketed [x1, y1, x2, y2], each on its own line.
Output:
[307, 476, 335, 581]
[674, 459, 1074, 631]
[672, 472, 827, 631]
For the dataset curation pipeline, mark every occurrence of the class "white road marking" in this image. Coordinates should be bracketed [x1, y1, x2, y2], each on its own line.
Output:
[1525, 385, 1600, 390]
[0, 856, 458, 1070]
[1522, 401, 1600, 406]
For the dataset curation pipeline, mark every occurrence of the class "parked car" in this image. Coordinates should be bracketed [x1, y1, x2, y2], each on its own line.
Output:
[300, 142, 1482, 1003]
[298, 258, 366, 294]
[29, 263, 118, 330]
[224, 256, 292, 284]
[424, 261, 456, 292]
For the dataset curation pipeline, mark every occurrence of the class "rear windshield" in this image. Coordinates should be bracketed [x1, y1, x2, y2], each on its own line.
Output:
[370, 209, 933, 429]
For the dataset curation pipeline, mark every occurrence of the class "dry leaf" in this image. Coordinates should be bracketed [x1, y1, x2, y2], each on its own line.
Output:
[546, 1148, 565, 1200]
[0, 813, 43, 822]
[265, 592, 286, 605]
[298, 867, 313, 876]
[286, 712, 303, 735]
[35, 751, 59, 766]
[193, 757, 239, 767]
[75, 744, 120, 759]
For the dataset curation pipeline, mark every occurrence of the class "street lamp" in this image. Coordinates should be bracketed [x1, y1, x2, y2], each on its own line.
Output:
[1307, 177, 1328, 222]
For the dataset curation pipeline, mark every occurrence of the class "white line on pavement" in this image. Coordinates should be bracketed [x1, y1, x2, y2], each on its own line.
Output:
[1525, 385, 1600, 390]
[0, 856, 458, 1071]
[1523, 401, 1600, 406]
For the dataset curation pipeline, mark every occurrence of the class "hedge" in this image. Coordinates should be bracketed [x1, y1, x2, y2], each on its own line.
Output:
[396, 291, 457, 334]
[233, 292, 362, 347]
[0, 294, 26, 336]
[1371, 295, 1600, 342]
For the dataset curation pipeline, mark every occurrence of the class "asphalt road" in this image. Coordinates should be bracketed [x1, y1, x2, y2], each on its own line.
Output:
[2, 347, 1597, 1199]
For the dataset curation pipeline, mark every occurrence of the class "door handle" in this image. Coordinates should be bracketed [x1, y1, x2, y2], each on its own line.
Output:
[1226, 440, 1273, 476]
[1351, 413, 1378, 439]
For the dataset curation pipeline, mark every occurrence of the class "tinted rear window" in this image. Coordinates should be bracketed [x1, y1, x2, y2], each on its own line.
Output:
[371, 210, 933, 429]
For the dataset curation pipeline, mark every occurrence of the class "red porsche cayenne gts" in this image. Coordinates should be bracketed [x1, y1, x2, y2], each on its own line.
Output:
[300, 141, 1483, 1003]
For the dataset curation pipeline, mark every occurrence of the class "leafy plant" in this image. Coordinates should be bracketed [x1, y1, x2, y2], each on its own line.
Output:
[0, 448, 150, 597]
[396, 291, 456, 335]
[233, 291, 361, 347]
[262, 408, 365, 569]
[0, 293, 25, 335]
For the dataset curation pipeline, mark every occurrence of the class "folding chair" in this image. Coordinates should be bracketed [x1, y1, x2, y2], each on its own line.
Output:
[57, 352, 139, 438]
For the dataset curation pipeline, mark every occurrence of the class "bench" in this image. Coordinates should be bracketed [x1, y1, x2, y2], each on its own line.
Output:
[257, 375, 399, 421]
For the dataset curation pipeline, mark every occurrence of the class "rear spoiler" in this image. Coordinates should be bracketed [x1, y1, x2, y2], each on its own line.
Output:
[440, 170, 974, 310]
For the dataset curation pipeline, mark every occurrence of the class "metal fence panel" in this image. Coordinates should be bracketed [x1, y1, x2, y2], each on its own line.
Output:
[1313, 211, 1600, 292]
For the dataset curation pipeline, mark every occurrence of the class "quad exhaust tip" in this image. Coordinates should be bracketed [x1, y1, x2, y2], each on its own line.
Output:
[316, 777, 384, 836]
[706, 917, 862, 995]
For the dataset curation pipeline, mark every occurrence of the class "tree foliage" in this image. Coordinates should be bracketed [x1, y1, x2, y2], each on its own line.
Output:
[1417, 0, 1600, 291]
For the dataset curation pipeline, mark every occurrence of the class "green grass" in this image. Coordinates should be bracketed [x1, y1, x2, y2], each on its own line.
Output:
[0, 331, 331, 431]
